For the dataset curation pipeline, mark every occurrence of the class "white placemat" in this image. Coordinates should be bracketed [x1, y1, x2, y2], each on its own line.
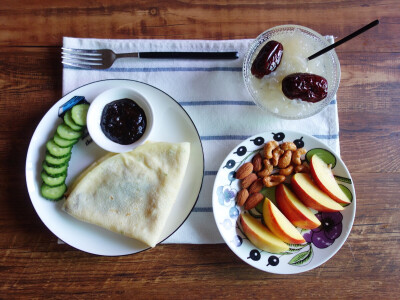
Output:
[62, 37, 339, 244]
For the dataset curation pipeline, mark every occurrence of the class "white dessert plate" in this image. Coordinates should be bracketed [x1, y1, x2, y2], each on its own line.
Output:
[212, 130, 355, 274]
[26, 79, 204, 256]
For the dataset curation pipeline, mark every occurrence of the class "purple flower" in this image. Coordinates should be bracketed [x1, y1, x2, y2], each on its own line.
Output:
[303, 212, 343, 249]
[217, 185, 237, 206]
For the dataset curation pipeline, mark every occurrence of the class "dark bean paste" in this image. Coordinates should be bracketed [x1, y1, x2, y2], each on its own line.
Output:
[100, 98, 146, 145]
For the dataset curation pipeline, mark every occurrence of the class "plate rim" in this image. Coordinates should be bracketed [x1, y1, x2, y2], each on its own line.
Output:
[25, 78, 205, 256]
[212, 130, 356, 274]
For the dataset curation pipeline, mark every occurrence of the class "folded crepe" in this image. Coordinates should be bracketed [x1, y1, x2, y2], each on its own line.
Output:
[63, 142, 190, 247]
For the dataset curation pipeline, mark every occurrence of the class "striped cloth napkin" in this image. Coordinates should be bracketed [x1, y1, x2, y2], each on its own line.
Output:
[62, 37, 339, 244]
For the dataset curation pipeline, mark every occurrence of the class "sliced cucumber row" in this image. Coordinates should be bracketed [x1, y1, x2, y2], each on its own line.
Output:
[40, 103, 90, 201]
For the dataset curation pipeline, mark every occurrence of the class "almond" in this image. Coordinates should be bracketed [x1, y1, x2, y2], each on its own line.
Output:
[248, 178, 264, 194]
[236, 188, 249, 206]
[252, 153, 263, 172]
[244, 192, 264, 210]
[235, 162, 253, 180]
[241, 173, 257, 189]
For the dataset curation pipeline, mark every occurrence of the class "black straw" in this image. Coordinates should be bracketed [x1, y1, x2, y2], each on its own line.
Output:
[308, 19, 379, 60]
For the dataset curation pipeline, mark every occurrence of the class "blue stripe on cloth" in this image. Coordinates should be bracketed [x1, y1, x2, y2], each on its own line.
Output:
[200, 134, 339, 141]
[313, 134, 339, 139]
[204, 171, 218, 176]
[180, 100, 336, 106]
[180, 100, 256, 106]
[192, 207, 213, 212]
[64, 66, 243, 72]
[201, 135, 251, 141]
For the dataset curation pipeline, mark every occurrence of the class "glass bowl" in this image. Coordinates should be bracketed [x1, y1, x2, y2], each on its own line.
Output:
[243, 25, 341, 120]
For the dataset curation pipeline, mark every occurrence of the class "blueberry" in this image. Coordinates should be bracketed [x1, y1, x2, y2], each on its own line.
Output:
[267, 255, 279, 266]
[234, 146, 247, 156]
[224, 159, 236, 169]
[248, 249, 261, 261]
[251, 137, 265, 146]
[272, 132, 285, 141]
[294, 137, 304, 148]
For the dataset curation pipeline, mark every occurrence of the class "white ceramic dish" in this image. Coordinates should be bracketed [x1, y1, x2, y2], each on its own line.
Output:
[87, 87, 154, 153]
[212, 130, 355, 274]
[26, 79, 204, 256]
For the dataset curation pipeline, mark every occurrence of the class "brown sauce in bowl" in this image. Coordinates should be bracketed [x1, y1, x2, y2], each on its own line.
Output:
[100, 98, 147, 145]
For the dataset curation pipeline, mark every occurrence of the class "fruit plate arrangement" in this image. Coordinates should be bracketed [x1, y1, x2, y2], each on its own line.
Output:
[212, 130, 355, 274]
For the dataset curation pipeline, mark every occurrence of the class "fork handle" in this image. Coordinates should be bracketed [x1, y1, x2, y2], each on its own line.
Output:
[138, 51, 239, 60]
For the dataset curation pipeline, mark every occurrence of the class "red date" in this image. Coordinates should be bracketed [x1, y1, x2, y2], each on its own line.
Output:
[282, 73, 328, 103]
[251, 40, 283, 79]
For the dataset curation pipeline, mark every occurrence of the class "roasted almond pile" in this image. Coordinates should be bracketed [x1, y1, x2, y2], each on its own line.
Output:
[236, 140, 308, 210]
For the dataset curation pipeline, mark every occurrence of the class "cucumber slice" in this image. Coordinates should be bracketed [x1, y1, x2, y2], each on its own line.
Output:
[248, 209, 262, 219]
[64, 110, 83, 131]
[334, 175, 352, 184]
[71, 103, 89, 126]
[46, 140, 72, 157]
[57, 123, 82, 140]
[41, 183, 67, 201]
[43, 162, 68, 177]
[339, 184, 353, 205]
[45, 152, 71, 167]
[41, 171, 67, 187]
[53, 133, 78, 148]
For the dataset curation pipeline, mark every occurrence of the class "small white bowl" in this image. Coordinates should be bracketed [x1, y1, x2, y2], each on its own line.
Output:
[87, 87, 154, 153]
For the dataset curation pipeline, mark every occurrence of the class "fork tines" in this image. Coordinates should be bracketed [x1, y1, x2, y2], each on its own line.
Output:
[61, 47, 103, 68]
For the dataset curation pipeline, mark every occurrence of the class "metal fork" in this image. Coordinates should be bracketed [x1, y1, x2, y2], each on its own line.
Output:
[62, 48, 239, 69]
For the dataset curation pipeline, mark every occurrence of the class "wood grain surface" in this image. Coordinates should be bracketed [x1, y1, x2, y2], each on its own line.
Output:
[1, 0, 399, 299]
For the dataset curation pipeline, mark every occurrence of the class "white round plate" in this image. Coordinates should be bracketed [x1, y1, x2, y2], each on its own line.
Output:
[26, 79, 204, 256]
[212, 130, 355, 274]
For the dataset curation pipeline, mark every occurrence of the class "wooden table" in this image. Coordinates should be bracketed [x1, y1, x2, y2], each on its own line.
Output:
[1, 1, 399, 298]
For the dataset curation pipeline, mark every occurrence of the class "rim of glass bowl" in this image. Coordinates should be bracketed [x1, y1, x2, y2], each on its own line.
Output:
[242, 24, 341, 120]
